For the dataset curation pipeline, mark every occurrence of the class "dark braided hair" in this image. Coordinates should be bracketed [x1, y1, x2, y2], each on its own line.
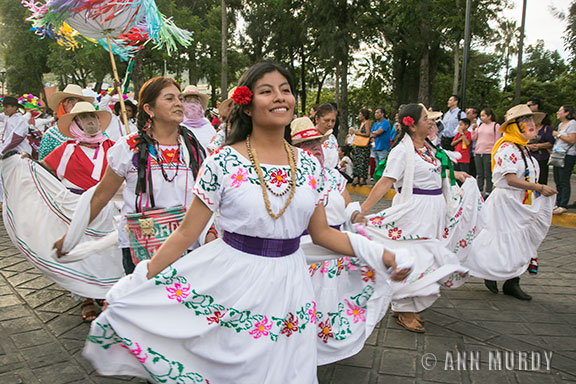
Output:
[133, 77, 205, 210]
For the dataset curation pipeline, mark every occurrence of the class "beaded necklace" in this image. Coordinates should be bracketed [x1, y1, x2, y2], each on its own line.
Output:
[246, 135, 297, 219]
[414, 143, 437, 165]
[151, 141, 181, 183]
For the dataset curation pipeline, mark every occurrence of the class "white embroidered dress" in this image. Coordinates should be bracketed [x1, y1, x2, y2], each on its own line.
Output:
[462, 143, 554, 280]
[364, 136, 484, 312]
[84, 147, 331, 383]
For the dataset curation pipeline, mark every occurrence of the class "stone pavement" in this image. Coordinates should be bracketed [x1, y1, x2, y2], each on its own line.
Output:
[0, 198, 575, 383]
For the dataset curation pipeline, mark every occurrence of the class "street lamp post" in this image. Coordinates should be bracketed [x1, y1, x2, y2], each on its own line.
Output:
[0, 68, 6, 97]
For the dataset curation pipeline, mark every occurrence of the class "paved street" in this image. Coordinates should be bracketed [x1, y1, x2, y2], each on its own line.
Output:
[0, 196, 575, 383]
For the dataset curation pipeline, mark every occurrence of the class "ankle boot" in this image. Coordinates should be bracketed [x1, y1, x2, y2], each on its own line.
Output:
[484, 279, 498, 294]
[502, 277, 532, 301]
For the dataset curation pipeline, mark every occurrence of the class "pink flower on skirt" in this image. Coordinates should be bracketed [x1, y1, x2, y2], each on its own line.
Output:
[166, 282, 191, 303]
[345, 299, 366, 323]
[249, 316, 272, 339]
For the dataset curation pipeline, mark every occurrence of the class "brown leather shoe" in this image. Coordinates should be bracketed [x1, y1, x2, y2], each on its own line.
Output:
[396, 312, 426, 333]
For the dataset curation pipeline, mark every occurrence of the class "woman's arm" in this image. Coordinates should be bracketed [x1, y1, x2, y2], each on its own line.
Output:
[40, 160, 56, 176]
[554, 132, 576, 146]
[146, 196, 213, 278]
[361, 176, 395, 214]
[504, 174, 557, 196]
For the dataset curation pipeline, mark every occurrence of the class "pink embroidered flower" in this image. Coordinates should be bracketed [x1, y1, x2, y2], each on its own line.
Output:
[509, 154, 518, 164]
[120, 342, 148, 363]
[444, 280, 454, 288]
[442, 228, 449, 239]
[455, 207, 463, 218]
[249, 316, 272, 339]
[270, 169, 288, 187]
[207, 310, 226, 325]
[320, 262, 329, 274]
[459, 239, 468, 248]
[361, 266, 376, 283]
[345, 256, 356, 271]
[472, 226, 477, 234]
[281, 313, 299, 337]
[345, 299, 366, 323]
[166, 282, 191, 303]
[308, 175, 318, 190]
[370, 216, 384, 226]
[308, 302, 317, 324]
[318, 319, 334, 343]
[230, 167, 249, 188]
[388, 227, 402, 240]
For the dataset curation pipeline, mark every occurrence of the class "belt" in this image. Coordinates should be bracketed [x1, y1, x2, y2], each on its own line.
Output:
[222, 231, 301, 257]
[398, 187, 443, 195]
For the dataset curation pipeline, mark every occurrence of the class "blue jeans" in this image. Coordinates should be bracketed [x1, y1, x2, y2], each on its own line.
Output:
[374, 149, 389, 165]
[553, 154, 576, 208]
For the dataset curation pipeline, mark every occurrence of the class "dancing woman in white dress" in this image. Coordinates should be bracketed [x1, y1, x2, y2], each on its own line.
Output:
[65, 63, 409, 383]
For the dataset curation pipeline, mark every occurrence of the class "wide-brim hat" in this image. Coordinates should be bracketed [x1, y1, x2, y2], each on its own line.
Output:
[427, 111, 443, 120]
[47, 84, 95, 111]
[57, 102, 112, 138]
[500, 104, 546, 131]
[218, 87, 238, 119]
[290, 117, 333, 144]
[182, 85, 209, 110]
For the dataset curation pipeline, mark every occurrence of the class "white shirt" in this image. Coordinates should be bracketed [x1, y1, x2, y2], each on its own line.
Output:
[0, 113, 32, 155]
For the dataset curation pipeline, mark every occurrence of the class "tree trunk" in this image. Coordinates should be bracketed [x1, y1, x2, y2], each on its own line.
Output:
[300, 45, 306, 116]
[220, 0, 228, 101]
[418, 49, 430, 106]
[334, 63, 340, 108]
[132, 51, 145, 99]
[340, 52, 349, 142]
[452, 41, 460, 95]
[315, 71, 328, 105]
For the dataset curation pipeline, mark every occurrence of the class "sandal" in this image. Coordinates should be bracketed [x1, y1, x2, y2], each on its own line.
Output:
[392, 311, 425, 323]
[81, 299, 98, 322]
[396, 312, 426, 333]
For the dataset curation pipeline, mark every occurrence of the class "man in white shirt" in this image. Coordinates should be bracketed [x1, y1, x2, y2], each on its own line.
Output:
[0, 97, 32, 156]
[440, 95, 465, 150]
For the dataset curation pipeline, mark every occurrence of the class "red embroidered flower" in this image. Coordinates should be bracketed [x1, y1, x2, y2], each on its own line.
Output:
[318, 319, 334, 344]
[361, 266, 375, 283]
[455, 207, 463, 218]
[231, 86, 252, 105]
[336, 258, 345, 275]
[207, 310, 226, 325]
[459, 272, 469, 279]
[270, 169, 288, 187]
[127, 134, 140, 152]
[444, 280, 454, 288]
[160, 148, 179, 164]
[388, 227, 402, 240]
[509, 154, 518, 164]
[442, 228, 449, 239]
[402, 116, 415, 126]
[309, 264, 318, 276]
[497, 157, 502, 167]
[281, 313, 299, 337]
[459, 239, 468, 248]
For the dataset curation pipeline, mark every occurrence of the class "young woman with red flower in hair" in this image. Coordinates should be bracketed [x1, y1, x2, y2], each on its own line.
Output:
[358, 103, 484, 333]
[76, 63, 410, 383]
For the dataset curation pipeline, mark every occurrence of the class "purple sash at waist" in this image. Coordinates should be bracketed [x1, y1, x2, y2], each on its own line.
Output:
[222, 231, 301, 257]
[397, 187, 443, 195]
[67, 187, 86, 195]
[301, 224, 341, 236]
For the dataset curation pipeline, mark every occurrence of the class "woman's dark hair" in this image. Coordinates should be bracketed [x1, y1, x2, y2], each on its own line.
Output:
[314, 103, 337, 123]
[562, 105, 575, 120]
[481, 108, 496, 122]
[392, 103, 424, 148]
[359, 108, 370, 120]
[225, 62, 295, 145]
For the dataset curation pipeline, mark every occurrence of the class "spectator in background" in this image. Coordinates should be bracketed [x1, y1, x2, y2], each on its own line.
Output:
[466, 107, 481, 178]
[371, 106, 392, 166]
[451, 118, 472, 173]
[472, 108, 501, 197]
[352, 108, 372, 186]
[338, 144, 353, 183]
[526, 98, 554, 185]
[0, 96, 31, 157]
[551, 105, 576, 215]
[314, 103, 338, 169]
[440, 95, 465, 150]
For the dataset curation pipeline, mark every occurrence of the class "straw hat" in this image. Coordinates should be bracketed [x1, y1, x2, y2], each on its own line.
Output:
[218, 87, 237, 119]
[57, 102, 112, 138]
[427, 111, 443, 120]
[500, 104, 545, 131]
[182, 85, 209, 110]
[290, 117, 333, 144]
[47, 84, 95, 111]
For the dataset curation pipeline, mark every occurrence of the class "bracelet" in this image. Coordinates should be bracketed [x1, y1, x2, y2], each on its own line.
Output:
[207, 226, 218, 238]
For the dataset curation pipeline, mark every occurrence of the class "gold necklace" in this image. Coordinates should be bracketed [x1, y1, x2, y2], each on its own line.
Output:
[246, 135, 297, 219]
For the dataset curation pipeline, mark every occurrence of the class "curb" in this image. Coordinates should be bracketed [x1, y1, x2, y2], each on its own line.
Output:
[347, 185, 576, 229]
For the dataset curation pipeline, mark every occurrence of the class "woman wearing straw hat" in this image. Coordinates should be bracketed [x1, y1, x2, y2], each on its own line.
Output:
[463, 104, 557, 300]
[39, 84, 95, 160]
[41, 102, 115, 195]
[207, 87, 236, 152]
[180, 85, 216, 151]
[291, 116, 406, 364]
[359, 104, 483, 333]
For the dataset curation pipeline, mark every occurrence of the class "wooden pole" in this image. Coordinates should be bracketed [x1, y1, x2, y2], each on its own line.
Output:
[514, 0, 527, 104]
[106, 36, 130, 135]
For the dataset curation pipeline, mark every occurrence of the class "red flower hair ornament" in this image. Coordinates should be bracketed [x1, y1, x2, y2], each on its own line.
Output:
[231, 86, 253, 105]
[402, 116, 415, 126]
